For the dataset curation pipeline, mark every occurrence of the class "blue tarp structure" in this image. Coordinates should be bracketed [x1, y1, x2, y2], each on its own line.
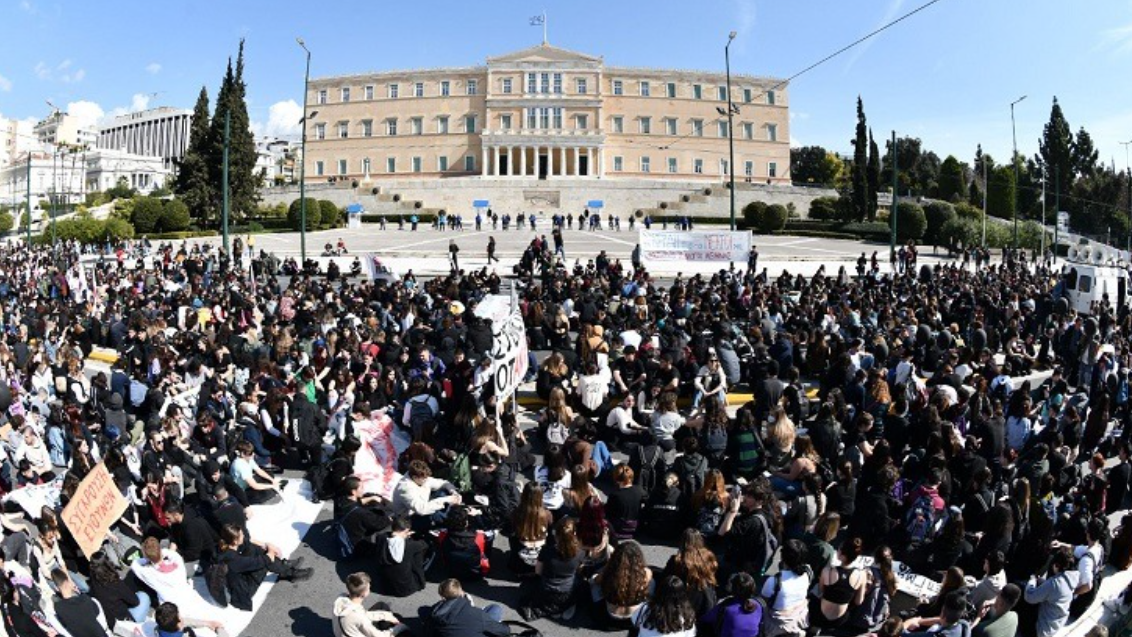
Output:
[587, 200, 604, 209]
[345, 204, 364, 213]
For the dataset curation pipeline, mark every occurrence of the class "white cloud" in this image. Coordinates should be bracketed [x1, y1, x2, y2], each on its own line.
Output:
[145, 62, 162, 75]
[35, 59, 86, 83]
[252, 100, 302, 138]
[19, 0, 35, 13]
[65, 100, 105, 129]
[0, 75, 11, 92]
[731, 0, 757, 55]
[34, 62, 50, 80]
[106, 93, 154, 119]
[67, 69, 85, 83]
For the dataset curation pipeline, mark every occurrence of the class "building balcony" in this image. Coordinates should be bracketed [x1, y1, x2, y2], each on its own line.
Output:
[480, 128, 606, 145]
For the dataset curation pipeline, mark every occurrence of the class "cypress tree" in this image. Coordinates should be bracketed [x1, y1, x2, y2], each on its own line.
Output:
[851, 97, 868, 222]
[867, 128, 880, 221]
[208, 40, 260, 224]
[1039, 97, 1073, 211]
[173, 87, 215, 223]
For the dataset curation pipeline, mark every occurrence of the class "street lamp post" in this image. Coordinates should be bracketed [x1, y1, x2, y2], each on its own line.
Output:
[297, 37, 311, 264]
[725, 31, 737, 232]
[1121, 140, 1132, 256]
[222, 110, 231, 257]
[1010, 94, 1027, 247]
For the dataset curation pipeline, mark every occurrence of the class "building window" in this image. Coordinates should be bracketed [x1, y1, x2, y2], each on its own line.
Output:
[640, 156, 651, 173]
[315, 160, 324, 176]
[501, 78, 512, 94]
[745, 160, 754, 177]
[718, 121, 729, 138]
[338, 122, 349, 139]
[640, 81, 650, 97]
[341, 87, 351, 102]
[539, 73, 550, 93]
[662, 118, 675, 136]
[767, 90, 776, 105]
[667, 82, 676, 98]
[361, 120, 373, 137]
[720, 159, 730, 175]
[693, 84, 702, 99]
[768, 161, 777, 177]
[439, 156, 448, 172]
[465, 115, 477, 133]
[718, 86, 727, 102]
[387, 157, 396, 173]
[501, 114, 512, 130]
[338, 159, 348, 175]
[465, 155, 475, 171]
[767, 123, 778, 142]
[612, 116, 624, 133]
[388, 83, 399, 98]
[743, 122, 753, 140]
[314, 123, 326, 140]
[743, 88, 752, 103]
[412, 157, 422, 173]
[527, 109, 537, 129]
[667, 157, 677, 174]
[692, 119, 703, 137]
[553, 73, 562, 94]
[438, 116, 449, 134]
[386, 119, 398, 136]
[441, 80, 450, 96]
[365, 85, 374, 100]
[612, 80, 623, 95]
[414, 82, 424, 97]
[363, 158, 371, 174]
[575, 114, 588, 130]
[411, 117, 423, 135]
[527, 73, 537, 94]
[317, 89, 327, 104]
[552, 108, 562, 129]
[613, 156, 623, 172]
[467, 79, 478, 95]
[694, 159, 703, 174]
[639, 117, 651, 134]
[576, 78, 587, 94]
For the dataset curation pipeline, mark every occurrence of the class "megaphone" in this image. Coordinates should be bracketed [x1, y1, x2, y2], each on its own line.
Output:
[1092, 249, 1105, 265]
[1079, 247, 1091, 263]
[1068, 246, 1080, 261]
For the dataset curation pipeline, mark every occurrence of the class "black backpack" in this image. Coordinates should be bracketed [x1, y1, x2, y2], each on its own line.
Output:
[206, 561, 229, 607]
[633, 444, 663, 493]
[307, 456, 349, 501]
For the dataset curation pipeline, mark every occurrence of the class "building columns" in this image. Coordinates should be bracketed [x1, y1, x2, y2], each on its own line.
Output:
[587, 147, 596, 178]
[481, 147, 488, 176]
[493, 146, 501, 177]
[573, 147, 580, 176]
[597, 148, 604, 178]
[520, 146, 527, 177]
[556, 146, 565, 177]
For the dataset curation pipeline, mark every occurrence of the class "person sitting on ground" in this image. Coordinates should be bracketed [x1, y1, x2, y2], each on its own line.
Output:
[230, 441, 283, 506]
[164, 500, 219, 576]
[153, 601, 228, 637]
[519, 516, 584, 621]
[337, 476, 392, 558]
[88, 555, 150, 630]
[422, 578, 510, 637]
[332, 572, 406, 637]
[970, 583, 1022, 637]
[702, 572, 763, 637]
[50, 568, 111, 637]
[903, 590, 974, 637]
[215, 524, 312, 611]
[391, 460, 461, 530]
[593, 540, 652, 629]
[605, 464, 647, 541]
[631, 575, 698, 637]
[438, 505, 490, 581]
[375, 516, 428, 597]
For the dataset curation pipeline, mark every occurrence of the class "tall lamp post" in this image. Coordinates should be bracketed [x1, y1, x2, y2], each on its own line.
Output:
[297, 37, 311, 264]
[1010, 94, 1027, 247]
[725, 31, 737, 231]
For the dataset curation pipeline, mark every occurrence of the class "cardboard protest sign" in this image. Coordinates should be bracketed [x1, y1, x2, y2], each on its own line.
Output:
[60, 463, 128, 559]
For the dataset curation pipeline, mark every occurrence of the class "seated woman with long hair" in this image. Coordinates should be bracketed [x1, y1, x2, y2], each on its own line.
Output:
[702, 571, 762, 637]
[631, 575, 698, 637]
[593, 540, 652, 629]
[664, 529, 718, 618]
[509, 482, 552, 578]
[762, 539, 813, 637]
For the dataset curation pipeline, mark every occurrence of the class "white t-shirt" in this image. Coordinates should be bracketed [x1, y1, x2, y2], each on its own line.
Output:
[760, 569, 811, 610]
[231, 456, 256, 490]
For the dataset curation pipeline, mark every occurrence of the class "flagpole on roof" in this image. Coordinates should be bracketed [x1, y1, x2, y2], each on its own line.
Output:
[543, 10, 548, 45]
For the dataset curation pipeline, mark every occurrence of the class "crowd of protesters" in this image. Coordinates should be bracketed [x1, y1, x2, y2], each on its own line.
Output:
[0, 236, 1129, 637]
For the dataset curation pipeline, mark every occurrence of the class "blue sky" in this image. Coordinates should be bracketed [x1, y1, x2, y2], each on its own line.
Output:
[4, 0, 1132, 169]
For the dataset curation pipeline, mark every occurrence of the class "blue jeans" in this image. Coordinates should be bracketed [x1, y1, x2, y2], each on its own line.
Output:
[47, 427, 67, 467]
[591, 441, 612, 477]
[692, 390, 726, 410]
[484, 603, 503, 623]
[129, 590, 151, 623]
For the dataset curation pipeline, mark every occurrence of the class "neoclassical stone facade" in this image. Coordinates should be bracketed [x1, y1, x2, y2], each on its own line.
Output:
[304, 43, 789, 184]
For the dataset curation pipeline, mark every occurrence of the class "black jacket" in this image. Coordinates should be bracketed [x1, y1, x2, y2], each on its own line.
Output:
[169, 509, 219, 563]
[423, 595, 509, 637]
[290, 394, 326, 448]
[217, 545, 270, 611]
[376, 535, 428, 597]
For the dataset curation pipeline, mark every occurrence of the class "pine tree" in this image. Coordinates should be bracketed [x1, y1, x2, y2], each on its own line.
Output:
[1039, 97, 1073, 210]
[851, 97, 868, 222]
[173, 87, 215, 223]
[208, 40, 260, 225]
[866, 128, 880, 221]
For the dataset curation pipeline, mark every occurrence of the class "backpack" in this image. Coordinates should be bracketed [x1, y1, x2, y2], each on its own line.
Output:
[749, 511, 781, 576]
[703, 423, 728, 464]
[850, 566, 892, 631]
[905, 494, 940, 544]
[546, 420, 569, 446]
[206, 561, 229, 607]
[633, 445, 663, 493]
[446, 453, 473, 494]
[696, 501, 725, 537]
[307, 457, 349, 501]
[336, 504, 364, 559]
[407, 398, 436, 442]
[677, 454, 707, 502]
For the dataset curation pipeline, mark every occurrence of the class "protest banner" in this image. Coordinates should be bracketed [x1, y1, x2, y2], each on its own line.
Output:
[474, 293, 529, 403]
[60, 463, 129, 559]
[639, 229, 752, 264]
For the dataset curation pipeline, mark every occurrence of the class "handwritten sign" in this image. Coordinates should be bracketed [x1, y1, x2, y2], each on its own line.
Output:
[60, 463, 128, 559]
[639, 230, 752, 264]
[851, 556, 942, 600]
[474, 294, 529, 403]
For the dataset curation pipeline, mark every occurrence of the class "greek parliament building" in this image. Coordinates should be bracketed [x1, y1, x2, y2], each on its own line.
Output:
[304, 43, 789, 184]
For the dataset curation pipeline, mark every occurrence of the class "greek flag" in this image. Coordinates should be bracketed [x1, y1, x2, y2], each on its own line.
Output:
[529, 14, 544, 26]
